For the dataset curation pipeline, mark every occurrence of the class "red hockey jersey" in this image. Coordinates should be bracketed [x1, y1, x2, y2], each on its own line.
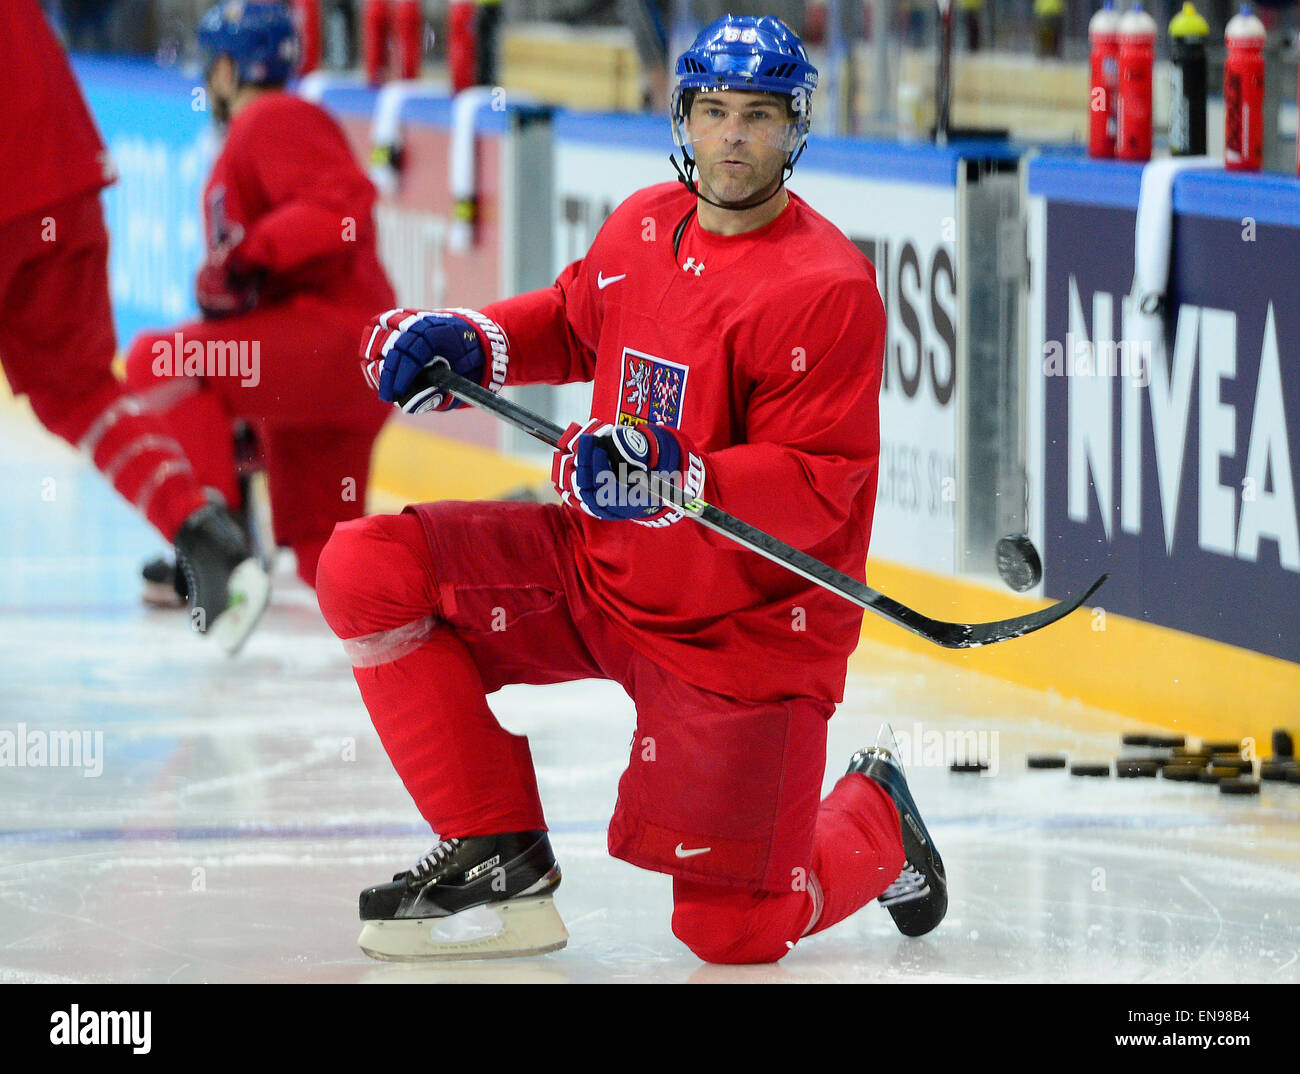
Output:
[0, 0, 115, 226]
[483, 182, 885, 703]
[204, 92, 392, 313]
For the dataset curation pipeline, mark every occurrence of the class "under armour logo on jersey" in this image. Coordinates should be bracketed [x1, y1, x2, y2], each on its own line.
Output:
[681, 258, 706, 277]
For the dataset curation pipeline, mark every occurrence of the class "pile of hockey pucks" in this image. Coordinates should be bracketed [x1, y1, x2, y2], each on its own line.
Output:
[1142, 734, 1259, 793]
[1023, 728, 1300, 794]
[1262, 730, 1299, 785]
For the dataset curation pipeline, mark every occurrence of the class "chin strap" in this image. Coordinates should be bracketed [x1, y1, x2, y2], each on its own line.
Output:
[669, 151, 792, 212]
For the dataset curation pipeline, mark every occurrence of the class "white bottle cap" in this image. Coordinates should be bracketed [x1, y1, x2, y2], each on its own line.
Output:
[1225, 7, 1266, 43]
[1089, 2, 1120, 35]
[1119, 5, 1158, 36]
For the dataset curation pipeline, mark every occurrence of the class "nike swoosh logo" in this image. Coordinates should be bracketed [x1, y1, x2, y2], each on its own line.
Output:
[674, 843, 711, 858]
[597, 272, 626, 290]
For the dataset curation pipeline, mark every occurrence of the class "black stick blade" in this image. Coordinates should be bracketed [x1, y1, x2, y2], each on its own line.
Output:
[688, 496, 1107, 649]
[942, 573, 1108, 649]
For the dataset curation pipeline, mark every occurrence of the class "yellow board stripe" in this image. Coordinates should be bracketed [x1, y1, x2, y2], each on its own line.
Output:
[856, 560, 1299, 747]
[368, 418, 550, 512]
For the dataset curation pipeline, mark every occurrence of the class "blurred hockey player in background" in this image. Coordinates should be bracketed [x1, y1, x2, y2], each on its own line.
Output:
[0, 0, 268, 654]
[318, 15, 947, 964]
[126, 0, 394, 601]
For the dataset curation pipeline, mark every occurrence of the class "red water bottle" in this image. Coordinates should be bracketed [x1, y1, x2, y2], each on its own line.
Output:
[395, 0, 424, 80]
[448, 0, 477, 92]
[1088, 1, 1121, 157]
[363, 0, 391, 86]
[1116, 3, 1157, 161]
[294, 0, 321, 77]
[1224, 6, 1266, 171]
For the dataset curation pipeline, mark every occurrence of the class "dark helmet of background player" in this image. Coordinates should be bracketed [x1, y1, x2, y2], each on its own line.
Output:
[197, 0, 300, 89]
[669, 15, 819, 212]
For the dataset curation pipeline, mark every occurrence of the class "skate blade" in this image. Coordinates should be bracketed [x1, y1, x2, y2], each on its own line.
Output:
[142, 581, 185, 609]
[358, 896, 569, 962]
[874, 723, 906, 778]
[210, 558, 271, 657]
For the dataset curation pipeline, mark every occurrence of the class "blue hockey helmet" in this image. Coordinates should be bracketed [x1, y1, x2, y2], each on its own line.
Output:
[671, 15, 818, 159]
[198, 1, 300, 86]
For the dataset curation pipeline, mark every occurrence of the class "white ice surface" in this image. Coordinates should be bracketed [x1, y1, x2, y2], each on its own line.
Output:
[1, 410, 1298, 983]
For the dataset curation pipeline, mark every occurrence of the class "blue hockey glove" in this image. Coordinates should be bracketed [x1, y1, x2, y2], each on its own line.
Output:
[360, 307, 508, 414]
[551, 418, 705, 525]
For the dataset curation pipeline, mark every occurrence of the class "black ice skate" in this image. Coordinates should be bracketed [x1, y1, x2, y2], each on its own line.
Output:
[847, 745, 948, 937]
[141, 556, 187, 608]
[173, 503, 270, 655]
[143, 455, 273, 614]
[358, 832, 567, 961]
[143, 495, 270, 610]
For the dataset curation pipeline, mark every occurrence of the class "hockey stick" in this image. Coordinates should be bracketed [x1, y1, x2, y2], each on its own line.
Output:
[415, 367, 1107, 649]
[935, 0, 954, 146]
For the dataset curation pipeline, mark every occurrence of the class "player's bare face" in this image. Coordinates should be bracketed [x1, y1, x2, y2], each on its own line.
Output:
[206, 56, 237, 125]
[686, 92, 791, 208]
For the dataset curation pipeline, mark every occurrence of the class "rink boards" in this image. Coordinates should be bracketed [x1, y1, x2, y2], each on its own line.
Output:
[47, 57, 1300, 742]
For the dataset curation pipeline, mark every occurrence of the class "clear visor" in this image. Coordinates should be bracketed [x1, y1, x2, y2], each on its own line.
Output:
[671, 86, 809, 154]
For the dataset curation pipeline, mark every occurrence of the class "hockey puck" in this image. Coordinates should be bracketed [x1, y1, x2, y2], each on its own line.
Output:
[1198, 768, 1233, 783]
[1166, 753, 1209, 768]
[1219, 778, 1261, 796]
[949, 760, 989, 773]
[1117, 759, 1159, 778]
[1161, 764, 1201, 782]
[995, 534, 1043, 592]
[1203, 740, 1242, 755]
[1273, 730, 1294, 759]
[1027, 755, 1067, 769]
[1121, 733, 1152, 746]
[1260, 761, 1297, 781]
[1208, 756, 1252, 774]
[1172, 745, 1211, 760]
[1287, 768, 1300, 785]
[1147, 735, 1186, 749]
[1070, 762, 1110, 777]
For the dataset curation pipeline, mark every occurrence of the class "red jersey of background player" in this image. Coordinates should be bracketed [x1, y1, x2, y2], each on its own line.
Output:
[480, 181, 885, 703]
[123, 81, 394, 595]
[0, 0, 115, 226]
[203, 91, 392, 314]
